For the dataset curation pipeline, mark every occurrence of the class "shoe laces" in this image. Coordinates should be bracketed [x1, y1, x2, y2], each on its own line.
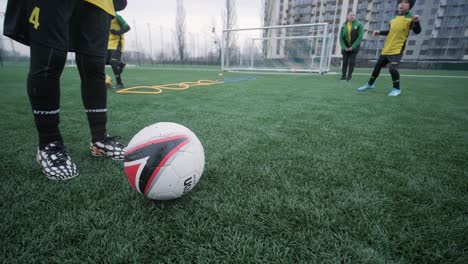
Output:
[44, 143, 70, 165]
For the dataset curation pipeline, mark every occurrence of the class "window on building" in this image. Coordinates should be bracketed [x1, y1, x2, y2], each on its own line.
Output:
[450, 39, 460, 46]
[385, 11, 393, 18]
[357, 11, 365, 20]
[408, 40, 416, 46]
[406, 50, 414, 55]
[447, 49, 458, 56]
[422, 40, 429, 49]
[436, 39, 448, 46]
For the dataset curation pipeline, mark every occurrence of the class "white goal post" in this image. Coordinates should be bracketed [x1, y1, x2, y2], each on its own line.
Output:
[221, 23, 334, 73]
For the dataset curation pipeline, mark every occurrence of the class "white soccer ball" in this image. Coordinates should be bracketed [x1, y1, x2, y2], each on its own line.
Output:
[124, 122, 205, 200]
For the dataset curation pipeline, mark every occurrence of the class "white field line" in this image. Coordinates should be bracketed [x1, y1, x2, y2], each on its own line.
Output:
[91, 66, 468, 79]
[348, 72, 468, 79]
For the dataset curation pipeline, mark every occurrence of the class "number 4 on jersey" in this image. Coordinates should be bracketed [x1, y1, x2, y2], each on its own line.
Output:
[29, 7, 40, 29]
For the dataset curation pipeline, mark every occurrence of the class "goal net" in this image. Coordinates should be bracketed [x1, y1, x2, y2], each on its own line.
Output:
[222, 23, 333, 73]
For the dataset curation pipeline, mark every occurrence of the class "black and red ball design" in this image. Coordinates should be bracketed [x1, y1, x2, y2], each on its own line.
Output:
[124, 122, 205, 200]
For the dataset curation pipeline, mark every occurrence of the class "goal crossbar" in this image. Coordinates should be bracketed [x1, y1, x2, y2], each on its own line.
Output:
[221, 23, 332, 73]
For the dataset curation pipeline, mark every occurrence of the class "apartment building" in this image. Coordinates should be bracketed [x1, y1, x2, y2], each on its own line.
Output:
[264, 0, 468, 61]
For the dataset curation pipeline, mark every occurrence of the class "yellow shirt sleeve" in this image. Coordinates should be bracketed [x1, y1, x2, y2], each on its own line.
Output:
[85, 0, 115, 16]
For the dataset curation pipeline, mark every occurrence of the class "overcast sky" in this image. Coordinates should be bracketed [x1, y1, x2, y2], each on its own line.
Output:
[120, 0, 262, 32]
[0, 0, 263, 55]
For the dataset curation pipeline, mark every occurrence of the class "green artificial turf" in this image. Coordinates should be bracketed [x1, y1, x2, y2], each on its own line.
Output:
[0, 65, 467, 263]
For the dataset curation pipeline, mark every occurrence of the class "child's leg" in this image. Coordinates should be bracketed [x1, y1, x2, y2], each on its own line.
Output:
[387, 55, 402, 89]
[28, 42, 67, 149]
[76, 52, 108, 142]
[110, 50, 124, 85]
[389, 62, 400, 89]
[71, 2, 111, 142]
[368, 55, 389, 85]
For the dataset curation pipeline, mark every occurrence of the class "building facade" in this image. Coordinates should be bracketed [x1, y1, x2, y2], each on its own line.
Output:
[264, 0, 468, 61]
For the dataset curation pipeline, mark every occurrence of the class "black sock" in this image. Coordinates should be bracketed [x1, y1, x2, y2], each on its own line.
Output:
[35, 112, 62, 149]
[116, 75, 122, 85]
[76, 53, 108, 142]
[86, 111, 107, 142]
[28, 78, 64, 149]
[389, 65, 400, 89]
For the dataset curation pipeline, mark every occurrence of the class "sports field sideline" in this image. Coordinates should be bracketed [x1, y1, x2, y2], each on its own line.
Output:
[0, 65, 467, 263]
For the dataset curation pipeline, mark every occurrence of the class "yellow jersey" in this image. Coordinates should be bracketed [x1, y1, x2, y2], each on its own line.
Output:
[85, 0, 115, 16]
[381, 13, 415, 55]
[108, 14, 128, 50]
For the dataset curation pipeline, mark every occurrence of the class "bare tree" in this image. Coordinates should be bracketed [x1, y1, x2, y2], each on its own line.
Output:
[175, 0, 186, 62]
[223, 0, 238, 67]
[211, 18, 222, 64]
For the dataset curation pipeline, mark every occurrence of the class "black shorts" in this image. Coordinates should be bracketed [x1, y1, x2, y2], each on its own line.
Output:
[377, 54, 403, 67]
[106, 49, 123, 65]
[3, 0, 112, 57]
